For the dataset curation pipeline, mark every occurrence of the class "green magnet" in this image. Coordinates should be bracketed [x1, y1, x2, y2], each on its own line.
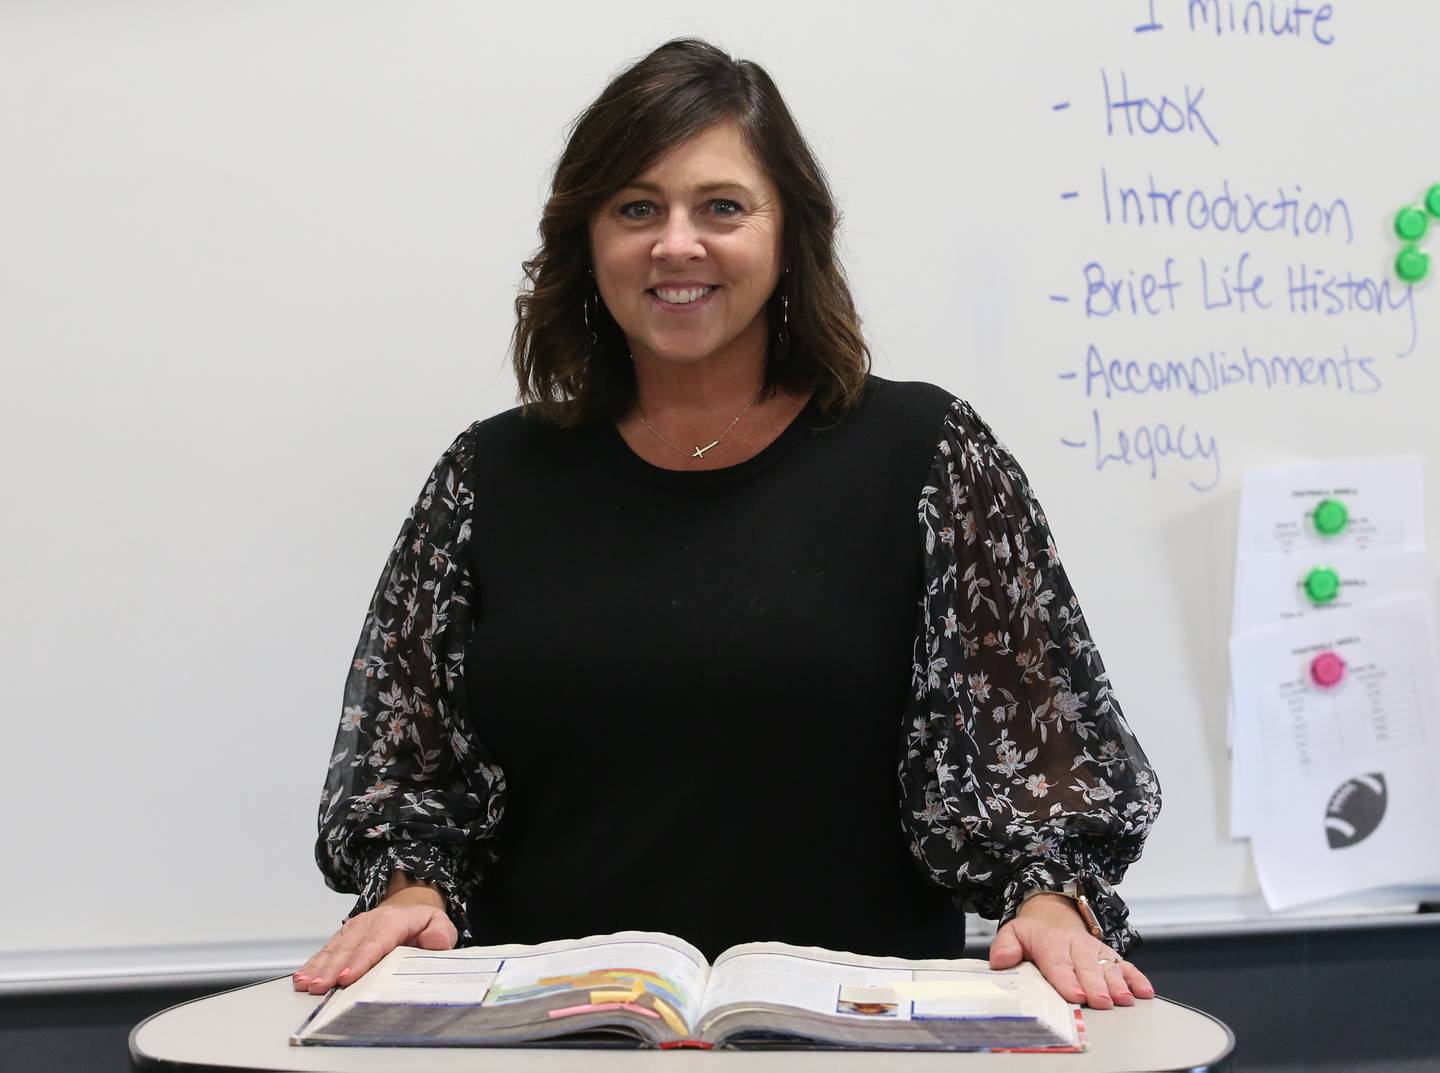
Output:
[1396, 245, 1430, 283]
[1427, 183, 1440, 218]
[1313, 498, 1349, 536]
[1395, 206, 1428, 242]
[1303, 566, 1341, 605]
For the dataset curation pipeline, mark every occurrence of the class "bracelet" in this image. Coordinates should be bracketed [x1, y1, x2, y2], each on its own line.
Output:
[1072, 890, 1103, 940]
[1021, 881, 1103, 940]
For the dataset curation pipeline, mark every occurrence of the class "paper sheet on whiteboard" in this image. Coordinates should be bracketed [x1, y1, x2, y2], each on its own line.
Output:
[1229, 598, 1440, 910]
[1227, 456, 1428, 840]
[1233, 457, 1424, 560]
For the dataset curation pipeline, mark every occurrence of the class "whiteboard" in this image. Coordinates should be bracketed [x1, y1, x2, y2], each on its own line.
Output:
[4, 1, 1438, 971]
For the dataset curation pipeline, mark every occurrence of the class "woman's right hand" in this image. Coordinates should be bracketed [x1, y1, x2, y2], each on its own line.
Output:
[293, 876, 457, 994]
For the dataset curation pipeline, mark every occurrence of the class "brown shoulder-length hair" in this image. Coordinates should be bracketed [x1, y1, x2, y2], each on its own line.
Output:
[511, 38, 870, 427]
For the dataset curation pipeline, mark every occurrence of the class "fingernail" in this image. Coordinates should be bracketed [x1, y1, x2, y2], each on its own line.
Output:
[339, 967, 351, 980]
[294, 973, 310, 983]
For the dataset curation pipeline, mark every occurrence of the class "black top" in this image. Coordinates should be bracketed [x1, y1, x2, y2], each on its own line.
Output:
[316, 376, 1161, 961]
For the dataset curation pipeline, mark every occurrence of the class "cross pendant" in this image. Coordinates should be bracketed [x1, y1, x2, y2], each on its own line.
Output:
[692, 440, 720, 458]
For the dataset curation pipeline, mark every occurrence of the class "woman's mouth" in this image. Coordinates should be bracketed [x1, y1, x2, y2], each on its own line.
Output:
[647, 285, 718, 308]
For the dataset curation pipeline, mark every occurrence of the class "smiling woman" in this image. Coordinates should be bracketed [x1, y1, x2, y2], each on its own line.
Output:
[589, 122, 787, 462]
[301, 37, 1162, 1014]
[590, 123, 782, 375]
[510, 38, 870, 451]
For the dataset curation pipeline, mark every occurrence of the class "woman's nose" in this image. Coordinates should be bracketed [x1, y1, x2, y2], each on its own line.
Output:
[652, 213, 705, 262]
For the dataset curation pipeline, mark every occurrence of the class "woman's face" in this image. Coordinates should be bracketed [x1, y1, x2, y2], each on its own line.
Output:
[588, 120, 784, 377]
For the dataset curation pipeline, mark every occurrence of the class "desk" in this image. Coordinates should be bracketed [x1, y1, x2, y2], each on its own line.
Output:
[130, 977, 1234, 1072]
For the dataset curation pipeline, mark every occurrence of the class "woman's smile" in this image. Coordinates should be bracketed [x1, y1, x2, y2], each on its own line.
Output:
[646, 283, 720, 310]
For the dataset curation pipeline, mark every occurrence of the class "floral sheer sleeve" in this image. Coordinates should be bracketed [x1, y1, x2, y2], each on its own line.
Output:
[901, 399, 1160, 955]
[316, 425, 505, 941]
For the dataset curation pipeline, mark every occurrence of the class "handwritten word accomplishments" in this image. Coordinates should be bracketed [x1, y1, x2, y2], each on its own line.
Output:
[1051, 3, 1416, 493]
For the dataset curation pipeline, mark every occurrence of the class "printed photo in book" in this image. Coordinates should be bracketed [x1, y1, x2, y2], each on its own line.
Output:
[291, 931, 1084, 1052]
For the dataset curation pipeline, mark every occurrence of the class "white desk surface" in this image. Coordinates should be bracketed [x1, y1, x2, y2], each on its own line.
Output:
[129, 977, 1234, 1073]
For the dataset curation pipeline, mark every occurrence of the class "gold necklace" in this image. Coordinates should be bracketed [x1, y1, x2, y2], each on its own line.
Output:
[637, 387, 764, 460]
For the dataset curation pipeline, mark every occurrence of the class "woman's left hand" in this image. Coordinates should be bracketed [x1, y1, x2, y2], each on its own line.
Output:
[987, 893, 1155, 1009]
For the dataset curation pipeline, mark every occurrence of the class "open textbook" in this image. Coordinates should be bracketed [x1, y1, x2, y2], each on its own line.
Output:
[292, 931, 1083, 1052]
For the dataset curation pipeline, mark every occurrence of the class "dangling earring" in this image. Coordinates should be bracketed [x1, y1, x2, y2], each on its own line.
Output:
[772, 269, 791, 363]
[583, 276, 600, 355]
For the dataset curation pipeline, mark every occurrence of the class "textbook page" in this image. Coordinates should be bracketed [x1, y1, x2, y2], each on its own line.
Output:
[294, 932, 710, 1044]
[476, 932, 707, 1033]
[698, 942, 1077, 1045]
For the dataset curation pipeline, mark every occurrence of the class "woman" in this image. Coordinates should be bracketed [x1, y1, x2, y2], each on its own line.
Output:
[296, 38, 1160, 1011]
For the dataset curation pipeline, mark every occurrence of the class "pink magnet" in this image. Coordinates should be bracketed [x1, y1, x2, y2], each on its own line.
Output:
[1310, 651, 1346, 688]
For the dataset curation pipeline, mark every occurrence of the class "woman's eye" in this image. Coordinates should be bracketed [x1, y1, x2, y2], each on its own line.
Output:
[616, 198, 741, 220]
